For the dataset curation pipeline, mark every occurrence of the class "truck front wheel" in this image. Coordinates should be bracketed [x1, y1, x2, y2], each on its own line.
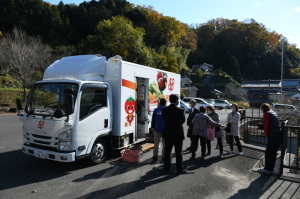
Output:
[88, 139, 107, 164]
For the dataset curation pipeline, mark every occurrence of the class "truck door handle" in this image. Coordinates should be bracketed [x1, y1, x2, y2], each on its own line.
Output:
[104, 119, 108, 128]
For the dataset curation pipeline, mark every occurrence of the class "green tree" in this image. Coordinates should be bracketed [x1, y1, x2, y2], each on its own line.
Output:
[189, 18, 300, 81]
[290, 67, 300, 77]
[283, 44, 300, 78]
[79, 16, 152, 65]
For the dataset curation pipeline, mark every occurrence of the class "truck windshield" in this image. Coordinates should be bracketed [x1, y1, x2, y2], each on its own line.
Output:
[26, 83, 78, 116]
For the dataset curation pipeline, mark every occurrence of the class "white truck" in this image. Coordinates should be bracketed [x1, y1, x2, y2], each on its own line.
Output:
[16, 55, 180, 164]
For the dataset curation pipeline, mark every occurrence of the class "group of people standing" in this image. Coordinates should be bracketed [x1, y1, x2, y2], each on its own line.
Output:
[151, 95, 280, 175]
[151, 94, 244, 174]
[187, 100, 244, 160]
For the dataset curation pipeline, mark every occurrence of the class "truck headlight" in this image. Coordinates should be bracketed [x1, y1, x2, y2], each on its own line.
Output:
[58, 129, 72, 141]
[59, 141, 71, 151]
[23, 126, 30, 145]
[58, 129, 72, 151]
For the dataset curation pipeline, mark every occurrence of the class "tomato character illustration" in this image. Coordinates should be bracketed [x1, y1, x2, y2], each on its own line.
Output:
[157, 72, 168, 91]
[124, 96, 136, 126]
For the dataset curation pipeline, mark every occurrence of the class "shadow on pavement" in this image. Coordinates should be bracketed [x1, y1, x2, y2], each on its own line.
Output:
[73, 157, 155, 182]
[75, 165, 177, 199]
[0, 149, 96, 191]
[228, 174, 279, 199]
[228, 174, 300, 199]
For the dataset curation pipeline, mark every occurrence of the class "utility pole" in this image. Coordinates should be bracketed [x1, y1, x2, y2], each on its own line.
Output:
[188, 71, 190, 96]
[280, 41, 284, 102]
[268, 79, 271, 102]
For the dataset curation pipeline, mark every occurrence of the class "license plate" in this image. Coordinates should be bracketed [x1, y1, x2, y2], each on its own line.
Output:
[35, 151, 46, 159]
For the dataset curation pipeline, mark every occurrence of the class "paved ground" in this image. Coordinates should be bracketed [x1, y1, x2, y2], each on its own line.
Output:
[78, 140, 300, 199]
[1, 113, 299, 199]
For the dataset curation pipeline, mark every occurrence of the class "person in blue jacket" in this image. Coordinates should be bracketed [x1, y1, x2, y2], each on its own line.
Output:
[151, 98, 167, 161]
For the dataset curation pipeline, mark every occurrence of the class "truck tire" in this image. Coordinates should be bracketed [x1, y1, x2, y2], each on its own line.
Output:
[88, 138, 107, 164]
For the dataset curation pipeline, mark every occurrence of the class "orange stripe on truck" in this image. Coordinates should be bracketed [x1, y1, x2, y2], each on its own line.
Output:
[122, 79, 136, 90]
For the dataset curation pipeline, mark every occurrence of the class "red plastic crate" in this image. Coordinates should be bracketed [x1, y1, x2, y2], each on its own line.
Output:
[121, 149, 143, 162]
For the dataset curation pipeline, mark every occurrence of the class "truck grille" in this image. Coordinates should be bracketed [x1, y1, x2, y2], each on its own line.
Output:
[32, 134, 52, 139]
[33, 140, 51, 145]
[27, 143, 60, 152]
[26, 133, 58, 149]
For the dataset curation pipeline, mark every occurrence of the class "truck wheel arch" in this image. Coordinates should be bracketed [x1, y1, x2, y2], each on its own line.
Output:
[87, 136, 110, 164]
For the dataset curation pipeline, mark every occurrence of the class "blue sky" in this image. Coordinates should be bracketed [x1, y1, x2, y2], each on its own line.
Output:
[46, 0, 300, 48]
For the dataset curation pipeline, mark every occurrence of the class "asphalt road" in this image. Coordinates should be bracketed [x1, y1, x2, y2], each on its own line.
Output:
[0, 111, 298, 199]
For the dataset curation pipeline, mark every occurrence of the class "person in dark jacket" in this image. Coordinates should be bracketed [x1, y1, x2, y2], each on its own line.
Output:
[151, 98, 166, 160]
[186, 99, 200, 151]
[258, 103, 282, 174]
[162, 94, 189, 174]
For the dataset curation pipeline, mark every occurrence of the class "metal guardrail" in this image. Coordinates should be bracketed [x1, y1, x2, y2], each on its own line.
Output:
[239, 116, 278, 145]
[239, 116, 300, 174]
[281, 125, 300, 174]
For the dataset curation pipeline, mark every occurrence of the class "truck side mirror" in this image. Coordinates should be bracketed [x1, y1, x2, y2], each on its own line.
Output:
[16, 98, 23, 116]
[64, 94, 74, 115]
[54, 109, 63, 118]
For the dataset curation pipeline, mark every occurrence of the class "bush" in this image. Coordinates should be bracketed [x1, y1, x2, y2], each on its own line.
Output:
[0, 88, 25, 106]
[8, 107, 17, 113]
[0, 75, 21, 88]
[180, 89, 188, 99]
[230, 101, 251, 109]
[276, 110, 300, 126]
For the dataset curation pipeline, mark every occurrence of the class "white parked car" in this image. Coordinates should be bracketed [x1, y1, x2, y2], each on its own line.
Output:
[206, 99, 215, 105]
[206, 99, 231, 109]
[214, 99, 232, 109]
[183, 97, 212, 108]
[272, 104, 298, 112]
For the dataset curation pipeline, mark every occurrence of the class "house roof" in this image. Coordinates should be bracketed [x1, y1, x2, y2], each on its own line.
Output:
[181, 76, 192, 84]
[242, 80, 300, 88]
[191, 63, 213, 72]
[242, 80, 281, 88]
[291, 93, 300, 98]
[181, 76, 190, 80]
[182, 86, 198, 91]
[281, 80, 300, 87]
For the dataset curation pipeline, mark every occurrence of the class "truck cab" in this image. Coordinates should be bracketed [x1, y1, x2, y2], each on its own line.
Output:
[22, 79, 112, 164]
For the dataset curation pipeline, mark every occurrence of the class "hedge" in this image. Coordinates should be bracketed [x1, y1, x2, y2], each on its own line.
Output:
[0, 88, 26, 106]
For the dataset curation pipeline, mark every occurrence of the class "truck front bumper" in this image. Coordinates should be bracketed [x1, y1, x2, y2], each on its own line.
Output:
[22, 145, 76, 162]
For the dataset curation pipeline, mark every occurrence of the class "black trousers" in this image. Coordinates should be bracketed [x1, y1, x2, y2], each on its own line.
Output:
[206, 140, 211, 153]
[164, 138, 183, 172]
[189, 136, 193, 147]
[191, 135, 207, 157]
[265, 133, 282, 171]
[228, 135, 242, 152]
[217, 137, 223, 155]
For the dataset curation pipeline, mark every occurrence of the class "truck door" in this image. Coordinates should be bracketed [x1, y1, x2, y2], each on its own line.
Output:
[76, 84, 110, 154]
[136, 77, 150, 140]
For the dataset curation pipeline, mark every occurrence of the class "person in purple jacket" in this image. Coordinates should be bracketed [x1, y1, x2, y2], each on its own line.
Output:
[191, 106, 223, 160]
[151, 98, 167, 161]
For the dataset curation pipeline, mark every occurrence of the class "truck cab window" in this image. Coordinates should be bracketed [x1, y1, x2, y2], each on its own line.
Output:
[80, 87, 107, 120]
[26, 83, 78, 116]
